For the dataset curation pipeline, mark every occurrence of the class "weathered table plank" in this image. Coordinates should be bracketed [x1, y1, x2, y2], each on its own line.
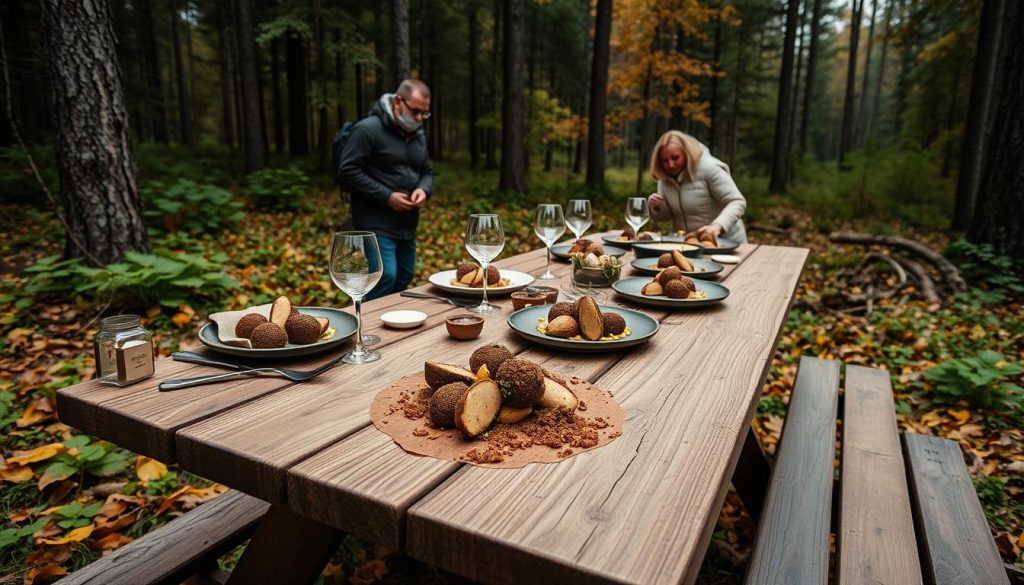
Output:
[405, 245, 807, 585]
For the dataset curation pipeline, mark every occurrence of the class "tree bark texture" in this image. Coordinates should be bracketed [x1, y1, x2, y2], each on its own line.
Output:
[768, 0, 801, 191]
[138, 0, 168, 144]
[314, 0, 328, 170]
[39, 0, 149, 265]
[585, 0, 612, 190]
[968, 1, 1023, 259]
[856, 0, 877, 146]
[169, 1, 191, 145]
[709, 7, 723, 153]
[867, 0, 893, 142]
[468, 3, 480, 169]
[217, 1, 234, 146]
[271, 38, 284, 152]
[484, 0, 500, 170]
[838, 0, 864, 168]
[235, 0, 266, 172]
[800, 0, 824, 155]
[499, 0, 526, 193]
[286, 34, 309, 156]
[955, 0, 1005, 231]
[392, 0, 410, 85]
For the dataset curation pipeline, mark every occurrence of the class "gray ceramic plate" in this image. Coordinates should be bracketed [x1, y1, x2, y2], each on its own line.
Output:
[662, 235, 739, 254]
[612, 277, 730, 308]
[551, 242, 628, 261]
[506, 304, 659, 352]
[198, 307, 357, 358]
[629, 257, 724, 279]
[632, 241, 703, 259]
[601, 234, 661, 249]
[428, 269, 535, 297]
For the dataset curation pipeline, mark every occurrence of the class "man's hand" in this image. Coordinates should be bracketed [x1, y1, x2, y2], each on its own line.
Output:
[697, 223, 724, 238]
[648, 193, 665, 213]
[387, 191, 415, 211]
[409, 188, 427, 208]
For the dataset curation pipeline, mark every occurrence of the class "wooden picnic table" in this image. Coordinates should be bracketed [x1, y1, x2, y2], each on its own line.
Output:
[57, 236, 808, 585]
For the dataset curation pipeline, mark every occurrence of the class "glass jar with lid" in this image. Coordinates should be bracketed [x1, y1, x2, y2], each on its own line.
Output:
[93, 315, 155, 386]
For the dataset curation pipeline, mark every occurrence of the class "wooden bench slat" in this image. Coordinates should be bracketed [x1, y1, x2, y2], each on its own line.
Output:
[745, 356, 840, 585]
[903, 433, 1010, 585]
[838, 364, 923, 585]
[56, 491, 268, 585]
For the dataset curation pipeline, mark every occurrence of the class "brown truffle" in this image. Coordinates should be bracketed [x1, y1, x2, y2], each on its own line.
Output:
[485, 265, 500, 285]
[641, 281, 664, 296]
[284, 313, 322, 344]
[621, 227, 635, 239]
[665, 276, 696, 299]
[657, 253, 674, 268]
[567, 239, 593, 255]
[546, 315, 580, 338]
[456, 262, 478, 280]
[547, 302, 577, 322]
[495, 359, 545, 408]
[424, 362, 476, 390]
[428, 382, 468, 427]
[699, 231, 718, 246]
[469, 344, 514, 376]
[235, 313, 269, 339]
[585, 243, 606, 256]
[249, 322, 288, 348]
[656, 266, 683, 285]
[602, 312, 627, 336]
[637, 231, 656, 241]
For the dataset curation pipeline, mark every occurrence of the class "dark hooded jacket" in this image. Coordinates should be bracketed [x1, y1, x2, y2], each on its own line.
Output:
[337, 94, 434, 239]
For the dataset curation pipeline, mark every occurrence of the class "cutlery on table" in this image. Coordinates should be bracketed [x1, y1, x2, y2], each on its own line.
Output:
[159, 351, 346, 391]
[399, 291, 475, 307]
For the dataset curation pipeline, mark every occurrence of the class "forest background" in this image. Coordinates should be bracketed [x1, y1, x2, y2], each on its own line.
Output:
[0, 0, 1022, 583]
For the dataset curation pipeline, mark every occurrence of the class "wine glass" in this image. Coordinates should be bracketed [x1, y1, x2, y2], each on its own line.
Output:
[624, 197, 649, 240]
[565, 199, 593, 242]
[465, 214, 505, 314]
[329, 232, 383, 364]
[534, 204, 565, 280]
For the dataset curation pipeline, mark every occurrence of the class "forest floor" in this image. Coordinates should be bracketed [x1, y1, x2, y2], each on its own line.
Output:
[0, 167, 1022, 584]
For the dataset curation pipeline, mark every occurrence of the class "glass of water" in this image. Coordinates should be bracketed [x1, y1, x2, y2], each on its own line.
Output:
[329, 231, 383, 364]
[534, 204, 565, 280]
[624, 197, 649, 239]
[565, 199, 592, 241]
[465, 214, 505, 314]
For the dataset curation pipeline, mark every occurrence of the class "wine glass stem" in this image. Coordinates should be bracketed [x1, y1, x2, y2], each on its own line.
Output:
[354, 299, 365, 353]
[545, 246, 552, 274]
[480, 262, 490, 306]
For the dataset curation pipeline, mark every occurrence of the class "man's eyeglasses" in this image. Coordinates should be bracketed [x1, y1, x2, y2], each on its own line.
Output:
[398, 96, 431, 119]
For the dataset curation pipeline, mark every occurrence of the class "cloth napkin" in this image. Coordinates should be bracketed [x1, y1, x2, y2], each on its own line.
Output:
[207, 303, 273, 349]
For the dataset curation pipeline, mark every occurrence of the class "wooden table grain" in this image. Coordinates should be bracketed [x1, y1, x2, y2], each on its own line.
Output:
[57, 237, 807, 585]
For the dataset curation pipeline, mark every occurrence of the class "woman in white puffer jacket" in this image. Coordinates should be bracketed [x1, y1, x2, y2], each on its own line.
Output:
[646, 130, 748, 244]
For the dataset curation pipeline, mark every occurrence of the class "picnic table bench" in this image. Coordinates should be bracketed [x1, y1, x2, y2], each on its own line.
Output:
[66, 232, 1002, 585]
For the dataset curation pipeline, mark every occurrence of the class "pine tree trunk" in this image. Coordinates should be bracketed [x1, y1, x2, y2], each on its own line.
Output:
[894, 0, 913, 135]
[856, 0, 878, 145]
[955, 0, 1005, 230]
[499, 0, 526, 193]
[968, 1, 1023, 259]
[392, 0, 410, 84]
[585, 0, 612, 190]
[169, 1, 191, 145]
[138, 0, 168, 144]
[355, 63, 365, 116]
[334, 30, 344, 124]
[484, 0, 500, 170]
[286, 34, 309, 155]
[709, 6, 723, 152]
[235, 0, 266, 172]
[635, 66, 653, 196]
[838, 0, 864, 168]
[314, 0, 328, 170]
[468, 3, 480, 169]
[729, 24, 748, 165]
[800, 0, 824, 156]
[185, 8, 197, 138]
[217, 2, 234, 146]
[39, 0, 149, 265]
[271, 38, 284, 153]
[866, 0, 892, 141]
[768, 0, 801, 191]
[788, 3, 805, 169]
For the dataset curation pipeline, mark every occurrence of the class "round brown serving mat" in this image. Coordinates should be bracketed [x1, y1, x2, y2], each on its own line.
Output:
[370, 371, 624, 469]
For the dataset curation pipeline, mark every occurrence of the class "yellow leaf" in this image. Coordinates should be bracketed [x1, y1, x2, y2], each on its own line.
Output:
[24, 563, 67, 585]
[947, 409, 970, 424]
[135, 456, 168, 483]
[39, 525, 93, 545]
[16, 397, 57, 428]
[6, 327, 34, 343]
[919, 410, 944, 427]
[5, 443, 65, 466]
[156, 485, 192, 516]
[170, 312, 192, 329]
[0, 465, 34, 483]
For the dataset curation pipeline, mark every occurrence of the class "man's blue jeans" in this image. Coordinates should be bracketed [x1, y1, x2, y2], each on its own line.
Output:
[367, 235, 416, 301]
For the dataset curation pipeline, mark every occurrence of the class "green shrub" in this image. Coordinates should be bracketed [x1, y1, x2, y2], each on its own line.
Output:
[246, 165, 311, 210]
[945, 239, 1024, 301]
[143, 178, 245, 233]
[923, 351, 1024, 410]
[0, 145, 60, 205]
[134, 143, 238, 185]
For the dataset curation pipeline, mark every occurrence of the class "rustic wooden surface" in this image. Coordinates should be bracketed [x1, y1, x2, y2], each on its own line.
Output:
[837, 364, 923, 585]
[903, 433, 1010, 585]
[225, 504, 344, 585]
[57, 490, 268, 585]
[56, 238, 804, 584]
[745, 356, 840, 585]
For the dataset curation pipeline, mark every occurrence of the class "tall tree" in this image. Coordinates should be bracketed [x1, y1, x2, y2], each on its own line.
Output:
[314, 0, 328, 170]
[169, 0, 191, 144]
[216, 1, 234, 146]
[838, 0, 864, 168]
[286, 33, 309, 155]
[499, 0, 526, 193]
[866, 0, 894, 140]
[856, 0, 878, 146]
[799, 0, 824, 155]
[235, 0, 267, 172]
[484, 0, 500, 170]
[585, 0, 612, 190]
[468, 1, 480, 169]
[768, 0, 801, 191]
[968, 0, 1022, 258]
[271, 38, 284, 152]
[708, 5, 723, 152]
[38, 0, 149, 264]
[138, 0, 169, 144]
[392, 0, 410, 84]
[955, 0, 1006, 230]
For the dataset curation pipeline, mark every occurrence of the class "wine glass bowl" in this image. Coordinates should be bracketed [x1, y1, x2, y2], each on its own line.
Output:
[624, 197, 650, 239]
[534, 204, 565, 280]
[330, 232, 383, 364]
[465, 214, 505, 314]
[565, 199, 593, 241]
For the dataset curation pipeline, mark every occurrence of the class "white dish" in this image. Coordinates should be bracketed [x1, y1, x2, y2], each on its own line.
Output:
[428, 269, 535, 297]
[710, 254, 741, 265]
[380, 310, 427, 328]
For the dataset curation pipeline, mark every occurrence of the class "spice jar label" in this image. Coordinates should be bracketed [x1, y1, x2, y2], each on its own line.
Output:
[116, 340, 154, 385]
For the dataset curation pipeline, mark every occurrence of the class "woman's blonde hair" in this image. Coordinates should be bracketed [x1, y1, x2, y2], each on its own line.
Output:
[649, 130, 703, 183]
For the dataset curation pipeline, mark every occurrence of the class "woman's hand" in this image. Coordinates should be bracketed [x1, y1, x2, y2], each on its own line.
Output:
[648, 193, 665, 213]
[697, 223, 723, 238]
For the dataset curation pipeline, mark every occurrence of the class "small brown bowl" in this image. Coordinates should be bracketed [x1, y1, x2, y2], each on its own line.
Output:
[511, 291, 549, 311]
[527, 285, 559, 304]
[445, 314, 484, 340]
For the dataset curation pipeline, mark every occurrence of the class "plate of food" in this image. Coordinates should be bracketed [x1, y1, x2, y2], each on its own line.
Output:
[506, 295, 659, 352]
[629, 253, 723, 279]
[428, 262, 535, 296]
[551, 238, 627, 261]
[612, 274, 729, 308]
[663, 232, 739, 254]
[601, 229, 660, 249]
[199, 298, 357, 358]
[632, 241, 702, 259]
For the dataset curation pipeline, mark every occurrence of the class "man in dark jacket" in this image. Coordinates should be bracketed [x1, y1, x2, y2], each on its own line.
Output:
[337, 79, 434, 300]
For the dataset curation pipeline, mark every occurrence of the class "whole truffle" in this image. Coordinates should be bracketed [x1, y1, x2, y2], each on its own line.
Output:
[235, 313, 269, 339]
[603, 313, 627, 336]
[495, 359, 545, 408]
[637, 231, 655, 241]
[469, 344, 514, 376]
[249, 322, 288, 348]
[568, 239, 592, 255]
[285, 313, 322, 344]
[621, 227, 635, 239]
[485, 265, 500, 285]
[657, 266, 684, 286]
[586, 243, 606, 256]
[547, 302, 577, 322]
[428, 382, 468, 427]
[657, 253, 674, 268]
[665, 277, 696, 299]
[456, 262, 478, 280]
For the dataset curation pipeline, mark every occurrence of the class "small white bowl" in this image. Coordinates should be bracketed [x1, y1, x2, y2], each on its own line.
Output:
[710, 254, 741, 265]
[380, 310, 428, 329]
